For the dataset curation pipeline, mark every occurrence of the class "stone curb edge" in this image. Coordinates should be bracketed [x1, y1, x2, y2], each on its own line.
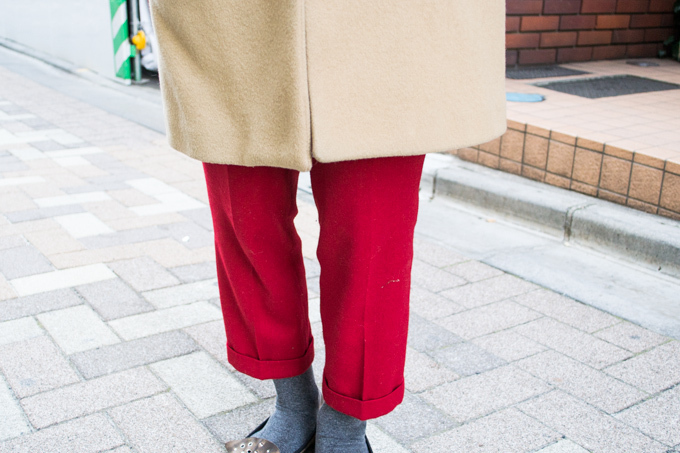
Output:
[422, 154, 680, 278]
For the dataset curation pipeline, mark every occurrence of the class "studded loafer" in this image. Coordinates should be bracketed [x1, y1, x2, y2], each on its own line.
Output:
[225, 437, 281, 453]
[224, 418, 315, 453]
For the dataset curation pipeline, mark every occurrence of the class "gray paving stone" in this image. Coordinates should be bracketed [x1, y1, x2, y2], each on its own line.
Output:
[604, 341, 680, 394]
[74, 174, 145, 187]
[0, 374, 31, 441]
[513, 318, 632, 369]
[142, 279, 219, 309]
[404, 347, 460, 393]
[0, 235, 26, 251]
[107, 187, 159, 207]
[365, 424, 410, 453]
[409, 285, 466, 321]
[0, 193, 35, 215]
[20, 366, 167, 429]
[310, 322, 326, 391]
[78, 226, 168, 249]
[429, 342, 507, 376]
[0, 279, 15, 302]
[411, 260, 467, 292]
[0, 413, 124, 453]
[179, 207, 214, 231]
[208, 297, 222, 310]
[421, 365, 551, 423]
[109, 301, 222, 340]
[149, 351, 257, 418]
[537, 440, 590, 452]
[0, 106, 19, 116]
[517, 391, 666, 453]
[203, 401, 273, 443]
[0, 156, 28, 172]
[307, 275, 320, 294]
[62, 182, 131, 193]
[0, 317, 44, 346]
[616, 384, 680, 446]
[308, 295, 321, 324]
[413, 238, 468, 268]
[0, 245, 53, 279]
[159, 222, 213, 249]
[23, 227, 84, 256]
[516, 350, 646, 413]
[20, 117, 53, 129]
[108, 393, 225, 453]
[81, 153, 120, 166]
[436, 300, 542, 340]
[169, 261, 217, 283]
[471, 330, 547, 362]
[0, 335, 79, 398]
[4, 205, 84, 223]
[108, 257, 180, 292]
[182, 320, 228, 365]
[70, 330, 200, 379]
[444, 260, 506, 283]
[0, 289, 82, 322]
[185, 319, 275, 399]
[594, 321, 670, 353]
[0, 104, 29, 114]
[407, 313, 463, 353]
[409, 407, 560, 453]
[30, 140, 64, 151]
[75, 278, 153, 321]
[304, 257, 321, 278]
[439, 274, 539, 308]
[375, 392, 457, 443]
[101, 446, 133, 453]
[36, 305, 120, 354]
[513, 289, 620, 333]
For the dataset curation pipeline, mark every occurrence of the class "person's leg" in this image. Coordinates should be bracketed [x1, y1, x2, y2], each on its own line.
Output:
[203, 163, 318, 452]
[310, 154, 425, 452]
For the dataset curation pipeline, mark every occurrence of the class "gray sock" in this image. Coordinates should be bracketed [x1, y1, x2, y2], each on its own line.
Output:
[315, 403, 369, 453]
[252, 367, 319, 453]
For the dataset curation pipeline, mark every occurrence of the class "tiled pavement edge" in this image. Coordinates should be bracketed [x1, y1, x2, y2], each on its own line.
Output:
[1, 67, 680, 453]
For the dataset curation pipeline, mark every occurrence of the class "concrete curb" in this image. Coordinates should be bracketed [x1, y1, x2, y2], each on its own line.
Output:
[423, 154, 680, 278]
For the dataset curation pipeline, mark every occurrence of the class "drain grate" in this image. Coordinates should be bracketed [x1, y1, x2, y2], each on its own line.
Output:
[626, 60, 660, 67]
[506, 65, 590, 80]
[533, 74, 680, 98]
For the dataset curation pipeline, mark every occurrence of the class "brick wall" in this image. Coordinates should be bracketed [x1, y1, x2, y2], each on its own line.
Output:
[506, 0, 677, 66]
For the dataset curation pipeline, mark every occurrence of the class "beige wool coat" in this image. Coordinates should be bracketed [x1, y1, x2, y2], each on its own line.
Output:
[149, 0, 507, 172]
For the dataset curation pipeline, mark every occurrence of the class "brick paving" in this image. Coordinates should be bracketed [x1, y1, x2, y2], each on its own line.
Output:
[0, 66, 679, 453]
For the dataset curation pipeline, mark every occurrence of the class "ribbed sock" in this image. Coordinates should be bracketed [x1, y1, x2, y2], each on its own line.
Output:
[315, 403, 369, 453]
[252, 367, 319, 453]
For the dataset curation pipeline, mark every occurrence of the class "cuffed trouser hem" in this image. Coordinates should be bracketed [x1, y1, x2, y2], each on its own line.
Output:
[226, 337, 315, 380]
[322, 378, 405, 421]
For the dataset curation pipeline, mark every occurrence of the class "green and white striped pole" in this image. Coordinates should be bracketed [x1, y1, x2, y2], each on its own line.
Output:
[109, 0, 134, 81]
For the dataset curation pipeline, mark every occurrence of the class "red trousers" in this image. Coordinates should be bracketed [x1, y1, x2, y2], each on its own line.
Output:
[203, 155, 425, 420]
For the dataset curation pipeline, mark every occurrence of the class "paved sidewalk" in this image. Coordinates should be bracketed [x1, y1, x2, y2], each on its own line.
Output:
[1, 65, 680, 453]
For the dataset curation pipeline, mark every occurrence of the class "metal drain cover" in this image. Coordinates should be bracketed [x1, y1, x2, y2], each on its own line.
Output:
[626, 60, 660, 67]
[534, 74, 680, 98]
[506, 65, 590, 80]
